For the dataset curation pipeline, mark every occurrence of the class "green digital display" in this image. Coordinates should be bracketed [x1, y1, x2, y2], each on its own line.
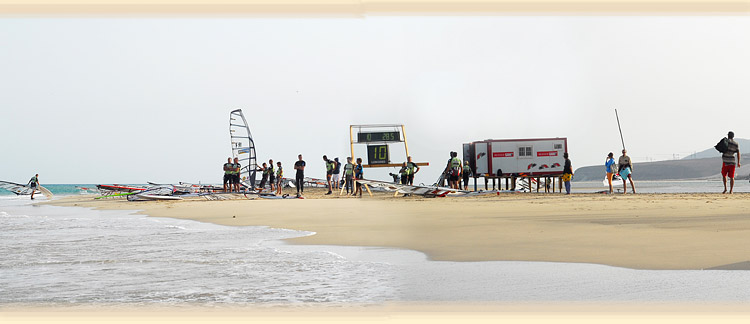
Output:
[367, 145, 390, 165]
[358, 131, 400, 143]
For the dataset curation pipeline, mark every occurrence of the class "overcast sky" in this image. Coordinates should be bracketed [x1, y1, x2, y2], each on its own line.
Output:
[1, 16, 748, 184]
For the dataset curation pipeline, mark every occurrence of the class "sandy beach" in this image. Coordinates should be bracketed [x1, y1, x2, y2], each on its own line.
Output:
[47, 189, 750, 271]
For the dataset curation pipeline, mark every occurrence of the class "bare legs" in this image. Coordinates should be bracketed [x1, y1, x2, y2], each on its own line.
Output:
[723, 176, 734, 194]
[622, 175, 635, 194]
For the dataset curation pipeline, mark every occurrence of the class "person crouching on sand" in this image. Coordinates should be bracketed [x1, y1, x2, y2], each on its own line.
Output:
[618, 149, 635, 194]
[275, 161, 283, 196]
[722, 131, 741, 194]
[562, 153, 573, 194]
[605, 152, 616, 194]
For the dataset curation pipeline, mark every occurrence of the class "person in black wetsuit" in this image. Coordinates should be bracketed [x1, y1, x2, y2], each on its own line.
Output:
[257, 162, 269, 190]
[222, 157, 233, 192]
[268, 159, 275, 192]
[294, 154, 306, 197]
[28, 174, 39, 200]
[354, 158, 364, 197]
[343, 157, 354, 195]
[332, 157, 341, 191]
[323, 155, 333, 195]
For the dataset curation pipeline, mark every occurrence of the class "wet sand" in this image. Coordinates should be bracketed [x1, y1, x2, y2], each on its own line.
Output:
[46, 188, 750, 270]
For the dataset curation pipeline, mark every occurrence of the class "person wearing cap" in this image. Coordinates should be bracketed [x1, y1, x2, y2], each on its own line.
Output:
[618, 149, 635, 194]
[722, 131, 741, 194]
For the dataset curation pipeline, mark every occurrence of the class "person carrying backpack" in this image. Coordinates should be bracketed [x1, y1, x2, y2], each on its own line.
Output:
[720, 131, 741, 194]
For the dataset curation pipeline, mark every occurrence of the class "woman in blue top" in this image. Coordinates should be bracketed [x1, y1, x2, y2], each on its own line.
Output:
[605, 152, 616, 194]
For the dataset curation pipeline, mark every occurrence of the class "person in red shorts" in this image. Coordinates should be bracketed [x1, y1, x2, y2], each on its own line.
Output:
[721, 131, 741, 194]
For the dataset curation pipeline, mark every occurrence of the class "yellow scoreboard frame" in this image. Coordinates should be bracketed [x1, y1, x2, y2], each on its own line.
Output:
[349, 124, 429, 169]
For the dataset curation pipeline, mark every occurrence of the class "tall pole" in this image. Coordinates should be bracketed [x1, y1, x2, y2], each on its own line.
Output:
[615, 109, 626, 151]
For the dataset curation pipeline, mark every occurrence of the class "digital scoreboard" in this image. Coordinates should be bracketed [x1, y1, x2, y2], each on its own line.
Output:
[367, 145, 390, 165]
[357, 131, 400, 143]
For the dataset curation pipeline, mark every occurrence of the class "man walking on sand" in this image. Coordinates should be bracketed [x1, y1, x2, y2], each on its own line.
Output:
[618, 149, 636, 194]
[722, 131, 741, 194]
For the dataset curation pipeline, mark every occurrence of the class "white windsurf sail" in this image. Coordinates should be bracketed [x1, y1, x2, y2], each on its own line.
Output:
[0, 180, 39, 195]
[356, 179, 470, 197]
[229, 109, 258, 190]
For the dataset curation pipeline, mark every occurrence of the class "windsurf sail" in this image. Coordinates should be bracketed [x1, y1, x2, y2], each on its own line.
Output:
[0, 180, 39, 195]
[229, 109, 258, 190]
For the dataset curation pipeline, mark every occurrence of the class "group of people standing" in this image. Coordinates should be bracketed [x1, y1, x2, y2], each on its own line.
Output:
[604, 150, 636, 194]
[222, 157, 242, 193]
[235, 154, 364, 198]
[323, 155, 364, 196]
[256, 158, 285, 196]
[442, 152, 474, 190]
[397, 156, 421, 185]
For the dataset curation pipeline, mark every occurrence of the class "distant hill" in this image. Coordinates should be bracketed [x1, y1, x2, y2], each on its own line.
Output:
[682, 138, 750, 160]
[573, 154, 749, 181]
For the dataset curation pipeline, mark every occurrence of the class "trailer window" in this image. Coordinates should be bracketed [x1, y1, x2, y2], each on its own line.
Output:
[554, 144, 563, 150]
[518, 146, 532, 157]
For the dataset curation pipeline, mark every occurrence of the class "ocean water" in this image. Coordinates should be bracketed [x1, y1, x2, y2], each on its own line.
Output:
[3, 194, 750, 308]
[0, 197, 399, 307]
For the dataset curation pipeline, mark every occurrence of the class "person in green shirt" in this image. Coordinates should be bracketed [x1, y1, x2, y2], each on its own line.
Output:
[275, 161, 283, 196]
[462, 161, 472, 191]
[343, 157, 355, 195]
[222, 157, 233, 192]
[405, 156, 420, 185]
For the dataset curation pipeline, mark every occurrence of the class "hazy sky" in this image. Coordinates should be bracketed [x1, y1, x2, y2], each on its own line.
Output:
[1, 16, 748, 184]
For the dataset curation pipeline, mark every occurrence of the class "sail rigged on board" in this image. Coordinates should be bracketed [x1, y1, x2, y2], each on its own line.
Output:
[229, 109, 258, 190]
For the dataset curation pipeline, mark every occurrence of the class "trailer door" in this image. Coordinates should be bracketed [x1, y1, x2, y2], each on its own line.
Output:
[475, 142, 489, 175]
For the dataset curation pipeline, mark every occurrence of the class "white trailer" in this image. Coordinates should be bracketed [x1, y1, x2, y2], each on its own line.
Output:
[463, 138, 568, 178]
